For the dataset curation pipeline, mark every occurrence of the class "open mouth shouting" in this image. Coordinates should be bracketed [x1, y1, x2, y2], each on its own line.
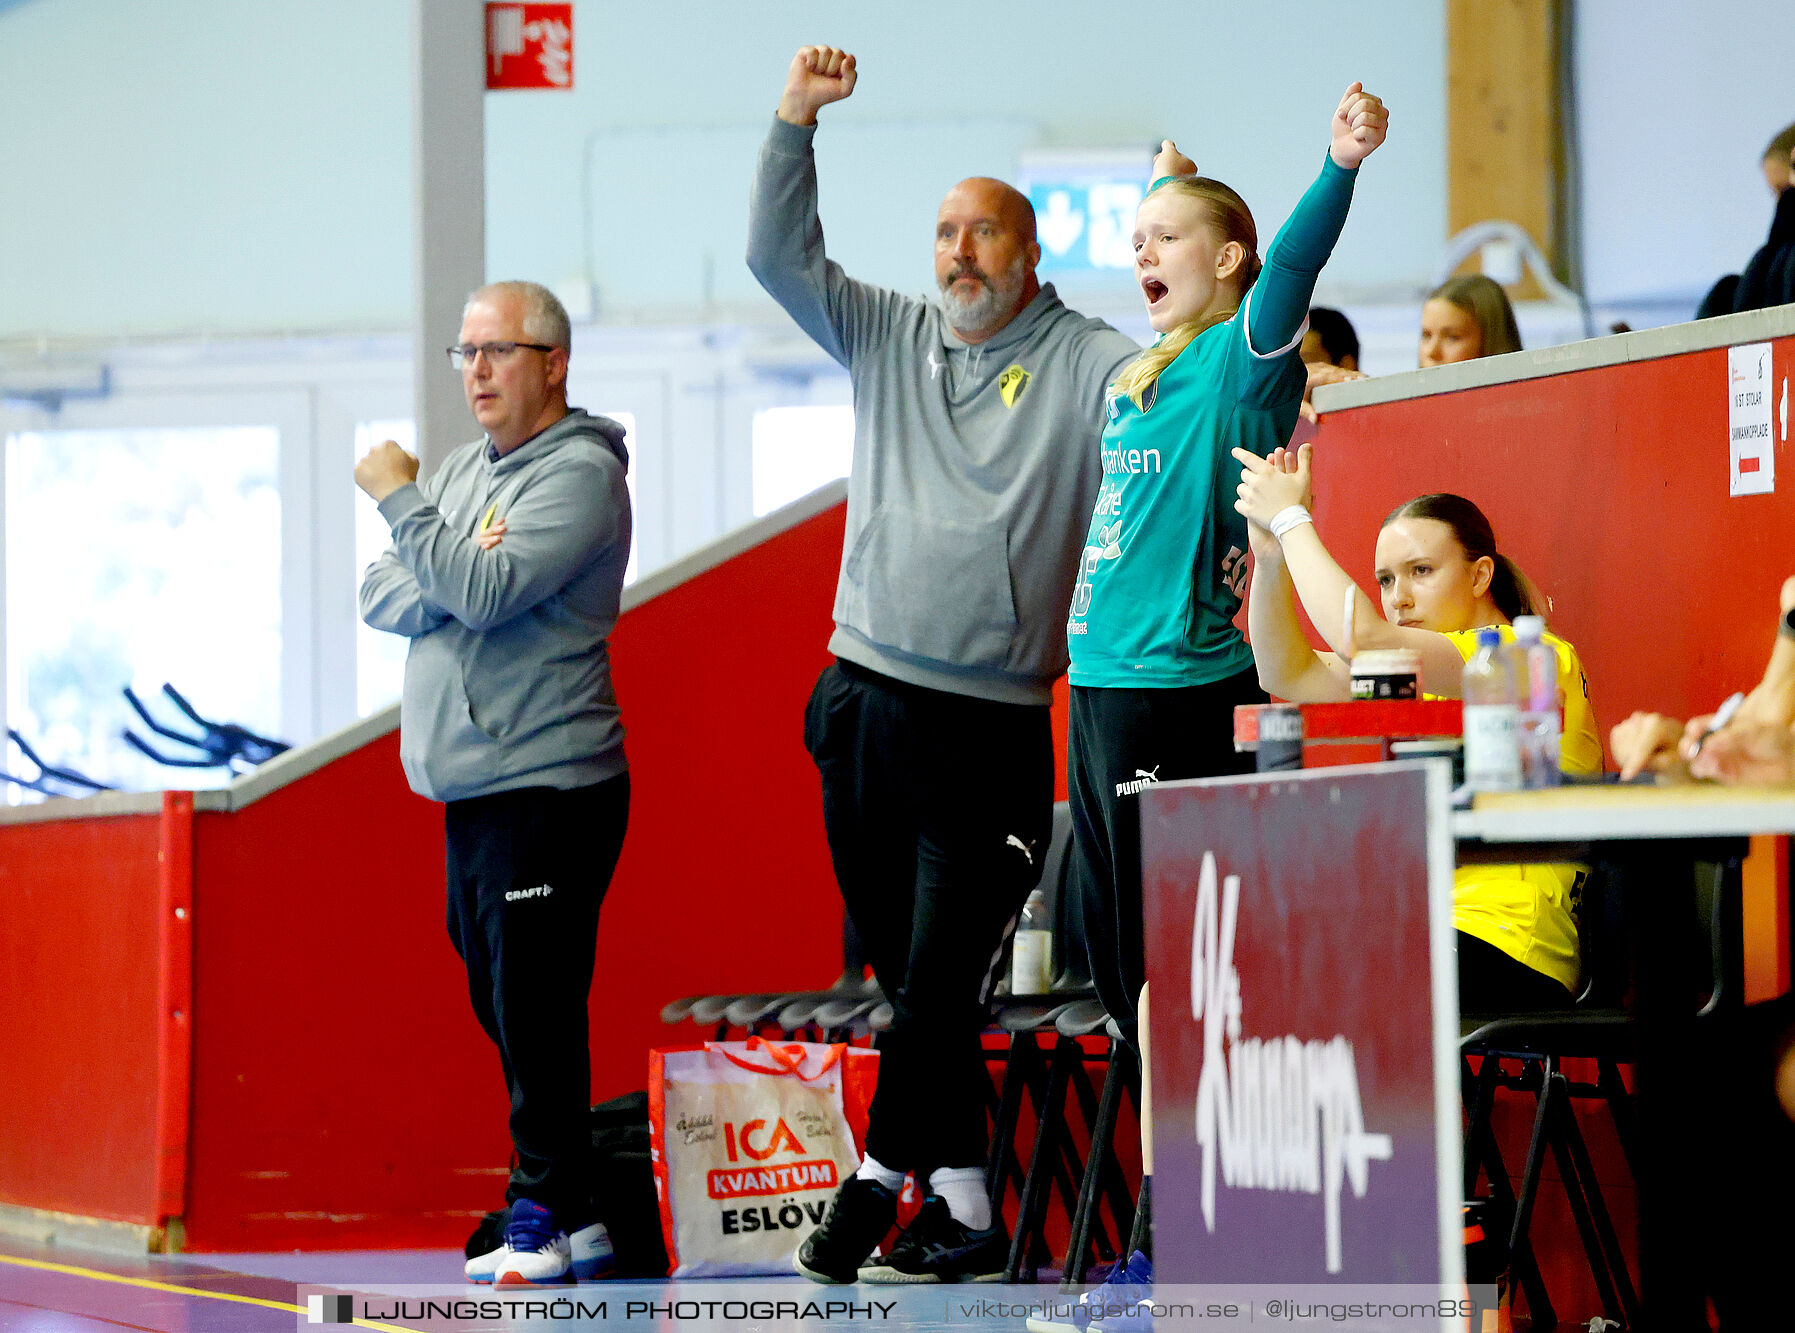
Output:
[1141, 277, 1169, 308]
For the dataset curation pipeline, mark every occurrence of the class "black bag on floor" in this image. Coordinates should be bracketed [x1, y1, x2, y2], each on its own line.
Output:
[463, 1091, 668, 1278]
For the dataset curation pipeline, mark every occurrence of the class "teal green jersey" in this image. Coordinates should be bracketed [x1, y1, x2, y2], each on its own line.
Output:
[1066, 310, 1303, 686]
[1067, 153, 1358, 689]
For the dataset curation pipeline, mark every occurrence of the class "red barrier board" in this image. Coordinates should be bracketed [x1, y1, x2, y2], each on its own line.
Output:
[1311, 335, 1795, 757]
[0, 813, 164, 1225]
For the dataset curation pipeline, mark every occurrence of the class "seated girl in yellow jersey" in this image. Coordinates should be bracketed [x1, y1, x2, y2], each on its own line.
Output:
[1233, 442, 1601, 1010]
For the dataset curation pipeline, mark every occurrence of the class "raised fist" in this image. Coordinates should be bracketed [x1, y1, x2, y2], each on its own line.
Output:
[779, 46, 857, 126]
[1329, 82, 1389, 169]
[1152, 139, 1198, 182]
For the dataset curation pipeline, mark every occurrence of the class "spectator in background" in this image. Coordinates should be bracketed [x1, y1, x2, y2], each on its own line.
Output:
[1762, 121, 1795, 193]
[1732, 139, 1795, 316]
[1697, 126, 1795, 319]
[1419, 274, 1522, 367]
[1298, 305, 1365, 422]
[1302, 305, 1360, 371]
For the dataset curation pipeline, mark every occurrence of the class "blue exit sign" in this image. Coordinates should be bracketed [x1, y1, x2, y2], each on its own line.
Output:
[1019, 150, 1152, 274]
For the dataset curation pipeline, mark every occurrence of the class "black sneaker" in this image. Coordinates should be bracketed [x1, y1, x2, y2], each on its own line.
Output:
[858, 1195, 1007, 1284]
[794, 1176, 900, 1284]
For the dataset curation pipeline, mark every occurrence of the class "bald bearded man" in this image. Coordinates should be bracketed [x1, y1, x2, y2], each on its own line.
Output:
[748, 44, 1137, 1285]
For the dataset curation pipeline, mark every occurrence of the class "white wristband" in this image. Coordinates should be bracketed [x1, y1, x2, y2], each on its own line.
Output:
[1268, 505, 1313, 540]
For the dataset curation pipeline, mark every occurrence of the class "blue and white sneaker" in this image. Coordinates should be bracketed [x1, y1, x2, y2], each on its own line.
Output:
[468, 1218, 613, 1283]
[569, 1221, 617, 1281]
[1024, 1250, 1153, 1333]
[465, 1240, 509, 1284]
[493, 1199, 573, 1285]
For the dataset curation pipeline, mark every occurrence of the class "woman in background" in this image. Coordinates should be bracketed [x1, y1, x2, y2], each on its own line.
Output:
[1419, 273, 1521, 366]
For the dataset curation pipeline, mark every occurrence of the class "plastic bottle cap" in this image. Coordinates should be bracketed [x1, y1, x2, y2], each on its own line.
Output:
[1476, 626, 1501, 649]
[1512, 615, 1544, 641]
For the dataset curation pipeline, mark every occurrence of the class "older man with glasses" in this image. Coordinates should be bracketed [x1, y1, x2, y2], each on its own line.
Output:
[357, 280, 633, 1285]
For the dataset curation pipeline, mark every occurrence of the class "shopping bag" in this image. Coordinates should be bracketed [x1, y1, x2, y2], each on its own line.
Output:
[649, 1037, 876, 1277]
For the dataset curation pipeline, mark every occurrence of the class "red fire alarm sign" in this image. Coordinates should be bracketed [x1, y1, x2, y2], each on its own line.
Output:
[485, 3, 574, 90]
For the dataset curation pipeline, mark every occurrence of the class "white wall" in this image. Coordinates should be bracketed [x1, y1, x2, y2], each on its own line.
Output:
[2, 0, 1448, 340]
[0, 0, 411, 338]
[1575, 0, 1791, 308]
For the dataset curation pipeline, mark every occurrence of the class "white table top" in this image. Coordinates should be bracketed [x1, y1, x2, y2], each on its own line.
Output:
[1453, 782, 1795, 843]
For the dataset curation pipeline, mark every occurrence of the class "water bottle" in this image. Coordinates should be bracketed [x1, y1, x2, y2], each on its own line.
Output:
[1511, 615, 1562, 788]
[1011, 889, 1053, 995]
[1461, 625, 1522, 791]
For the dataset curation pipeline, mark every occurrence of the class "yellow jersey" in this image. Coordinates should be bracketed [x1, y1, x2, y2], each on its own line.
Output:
[1442, 626, 1601, 993]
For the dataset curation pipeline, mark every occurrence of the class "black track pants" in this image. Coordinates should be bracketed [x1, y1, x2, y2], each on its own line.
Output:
[1066, 671, 1264, 1051]
[444, 774, 630, 1220]
[805, 661, 1051, 1173]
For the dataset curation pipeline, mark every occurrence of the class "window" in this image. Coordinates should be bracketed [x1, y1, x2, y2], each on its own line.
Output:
[5, 426, 281, 794]
[353, 420, 417, 716]
[752, 406, 854, 517]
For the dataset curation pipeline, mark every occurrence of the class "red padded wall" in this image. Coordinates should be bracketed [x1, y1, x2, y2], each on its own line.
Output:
[1310, 336, 1795, 747]
[182, 734, 461, 1250]
[0, 814, 163, 1223]
[602, 507, 850, 1022]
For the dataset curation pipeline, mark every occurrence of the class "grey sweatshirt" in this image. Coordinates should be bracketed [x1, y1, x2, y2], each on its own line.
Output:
[358, 409, 631, 803]
[748, 116, 1138, 706]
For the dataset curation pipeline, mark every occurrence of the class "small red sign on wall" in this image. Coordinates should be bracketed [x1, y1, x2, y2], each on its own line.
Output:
[485, 3, 573, 90]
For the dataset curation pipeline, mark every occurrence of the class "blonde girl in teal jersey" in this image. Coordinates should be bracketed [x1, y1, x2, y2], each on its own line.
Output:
[1062, 82, 1388, 1064]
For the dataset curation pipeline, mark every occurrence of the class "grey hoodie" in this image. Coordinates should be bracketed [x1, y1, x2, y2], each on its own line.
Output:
[748, 116, 1138, 706]
[359, 409, 631, 803]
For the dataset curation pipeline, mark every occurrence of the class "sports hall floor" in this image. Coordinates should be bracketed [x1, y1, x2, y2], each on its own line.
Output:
[0, 1235, 1040, 1332]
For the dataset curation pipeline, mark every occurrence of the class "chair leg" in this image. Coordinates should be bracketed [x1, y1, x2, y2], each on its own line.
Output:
[1057, 1044, 1105, 1223]
[1539, 1067, 1627, 1322]
[1485, 1058, 1555, 1330]
[1550, 1078, 1643, 1329]
[990, 1033, 1049, 1231]
[1462, 1051, 1503, 1197]
[1065, 1041, 1132, 1285]
[986, 1032, 1035, 1204]
[1006, 1035, 1077, 1283]
[1126, 1173, 1152, 1260]
[1597, 1056, 1640, 1177]
[1097, 1053, 1143, 1257]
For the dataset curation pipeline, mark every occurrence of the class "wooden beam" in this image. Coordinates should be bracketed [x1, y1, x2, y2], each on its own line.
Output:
[1446, 0, 1565, 298]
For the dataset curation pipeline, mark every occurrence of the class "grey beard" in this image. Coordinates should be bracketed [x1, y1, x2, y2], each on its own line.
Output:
[940, 259, 1026, 335]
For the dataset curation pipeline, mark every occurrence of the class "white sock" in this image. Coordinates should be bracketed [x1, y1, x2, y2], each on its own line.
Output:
[855, 1154, 905, 1192]
[929, 1166, 991, 1231]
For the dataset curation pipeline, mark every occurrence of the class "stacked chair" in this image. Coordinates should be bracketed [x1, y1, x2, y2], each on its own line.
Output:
[1459, 852, 1746, 1329]
[657, 800, 1145, 1284]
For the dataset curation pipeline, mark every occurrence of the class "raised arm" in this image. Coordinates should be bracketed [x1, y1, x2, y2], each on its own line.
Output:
[1234, 442, 1473, 695]
[1245, 454, 1350, 702]
[1244, 83, 1387, 355]
[747, 46, 906, 368]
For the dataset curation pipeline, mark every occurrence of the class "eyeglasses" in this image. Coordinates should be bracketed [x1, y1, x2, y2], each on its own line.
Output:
[446, 341, 557, 370]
